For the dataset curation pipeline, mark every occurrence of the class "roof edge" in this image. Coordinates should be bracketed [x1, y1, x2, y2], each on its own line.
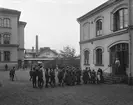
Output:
[77, 0, 122, 23]
[19, 21, 27, 27]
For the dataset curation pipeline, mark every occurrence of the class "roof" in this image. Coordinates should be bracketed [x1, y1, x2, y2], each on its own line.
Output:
[24, 57, 55, 61]
[19, 21, 27, 27]
[25, 49, 38, 53]
[39, 47, 58, 55]
[0, 7, 21, 18]
[25, 47, 58, 56]
[77, 0, 122, 22]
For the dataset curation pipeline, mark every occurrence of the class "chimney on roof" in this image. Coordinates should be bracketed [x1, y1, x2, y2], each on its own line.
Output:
[32, 47, 34, 52]
[36, 35, 39, 56]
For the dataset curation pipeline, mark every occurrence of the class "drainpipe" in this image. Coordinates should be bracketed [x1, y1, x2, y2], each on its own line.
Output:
[128, 0, 132, 85]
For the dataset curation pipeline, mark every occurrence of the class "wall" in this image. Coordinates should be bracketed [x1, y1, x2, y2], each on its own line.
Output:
[79, 0, 130, 73]
[0, 11, 25, 70]
[80, 0, 128, 42]
[0, 14, 19, 45]
[18, 23, 25, 61]
[11, 15, 18, 44]
[0, 47, 18, 70]
[18, 50, 25, 60]
[18, 23, 24, 49]
[81, 33, 129, 73]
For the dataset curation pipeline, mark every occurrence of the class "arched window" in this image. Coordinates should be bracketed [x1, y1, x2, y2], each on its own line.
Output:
[3, 18, 10, 28]
[4, 51, 10, 61]
[96, 48, 102, 65]
[0, 18, 2, 27]
[113, 8, 128, 31]
[96, 19, 102, 36]
[3, 34, 10, 44]
[84, 50, 89, 65]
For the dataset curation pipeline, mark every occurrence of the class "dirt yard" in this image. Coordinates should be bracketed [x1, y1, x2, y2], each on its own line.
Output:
[0, 70, 133, 105]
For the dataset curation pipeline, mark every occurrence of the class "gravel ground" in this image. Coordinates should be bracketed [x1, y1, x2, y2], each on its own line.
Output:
[0, 70, 133, 105]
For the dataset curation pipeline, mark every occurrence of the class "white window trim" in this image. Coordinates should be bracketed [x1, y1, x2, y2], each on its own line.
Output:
[94, 16, 104, 37]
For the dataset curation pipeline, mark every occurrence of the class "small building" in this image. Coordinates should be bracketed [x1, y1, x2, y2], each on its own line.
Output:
[24, 47, 58, 67]
[0, 8, 26, 70]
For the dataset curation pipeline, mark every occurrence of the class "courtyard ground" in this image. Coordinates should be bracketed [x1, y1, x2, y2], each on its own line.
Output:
[0, 70, 133, 105]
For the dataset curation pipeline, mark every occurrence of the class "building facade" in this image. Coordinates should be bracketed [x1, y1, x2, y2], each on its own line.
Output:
[77, 0, 131, 76]
[0, 8, 26, 70]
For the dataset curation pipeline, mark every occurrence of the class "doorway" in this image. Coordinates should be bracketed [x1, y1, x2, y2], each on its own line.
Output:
[110, 43, 129, 75]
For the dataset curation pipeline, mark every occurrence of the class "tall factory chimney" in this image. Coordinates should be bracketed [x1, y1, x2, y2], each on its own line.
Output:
[36, 35, 38, 56]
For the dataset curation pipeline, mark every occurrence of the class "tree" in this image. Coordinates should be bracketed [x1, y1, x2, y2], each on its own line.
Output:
[60, 46, 76, 59]
[56, 46, 80, 67]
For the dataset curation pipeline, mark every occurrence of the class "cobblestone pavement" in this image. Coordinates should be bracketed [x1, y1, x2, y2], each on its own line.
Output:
[0, 70, 133, 105]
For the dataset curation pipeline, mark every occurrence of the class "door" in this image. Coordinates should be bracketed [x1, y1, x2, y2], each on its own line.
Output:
[110, 43, 129, 75]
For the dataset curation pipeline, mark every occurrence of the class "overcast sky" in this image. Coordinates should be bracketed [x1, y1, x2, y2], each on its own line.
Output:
[1, 0, 108, 55]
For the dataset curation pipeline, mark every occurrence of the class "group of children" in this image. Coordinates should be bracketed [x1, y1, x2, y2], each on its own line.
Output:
[8, 64, 104, 89]
[29, 65, 82, 88]
[29, 65, 104, 89]
[29, 65, 44, 88]
[82, 67, 104, 84]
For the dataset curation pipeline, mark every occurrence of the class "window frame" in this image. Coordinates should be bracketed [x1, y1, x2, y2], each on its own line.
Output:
[4, 51, 10, 62]
[3, 18, 10, 28]
[84, 50, 90, 65]
[95, 48, 103, 66]
[113, 8, 128, 31]
[3, 33, 10, 44]
[96, 19, 103, 36]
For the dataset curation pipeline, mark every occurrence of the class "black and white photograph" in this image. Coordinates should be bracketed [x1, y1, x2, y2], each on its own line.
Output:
[0, 0, 133, 105]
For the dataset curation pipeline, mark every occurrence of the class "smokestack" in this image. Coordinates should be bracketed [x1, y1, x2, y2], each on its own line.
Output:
[36, 35, 38, 56]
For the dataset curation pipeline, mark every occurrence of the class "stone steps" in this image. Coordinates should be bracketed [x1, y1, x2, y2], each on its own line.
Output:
[104, 76, 113, 84]
[103, 75, 128, 84]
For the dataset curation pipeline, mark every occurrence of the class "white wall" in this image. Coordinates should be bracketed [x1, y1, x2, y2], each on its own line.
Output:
[18, 23, 24, 48]
[81, 33, 129, 73]
[80, 0, 128, 42]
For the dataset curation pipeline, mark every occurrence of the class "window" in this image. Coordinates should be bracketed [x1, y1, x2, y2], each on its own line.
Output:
[96, 49, 102, 65]
[3, 34, 10, 44]
[0, 18, 2, 27]
[84, 50, 89, 65]
[96, 19, 102, 36]
[3, 18, 10, 28]
[113, 8, 128, 31]
[4, 51, 10, 61]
